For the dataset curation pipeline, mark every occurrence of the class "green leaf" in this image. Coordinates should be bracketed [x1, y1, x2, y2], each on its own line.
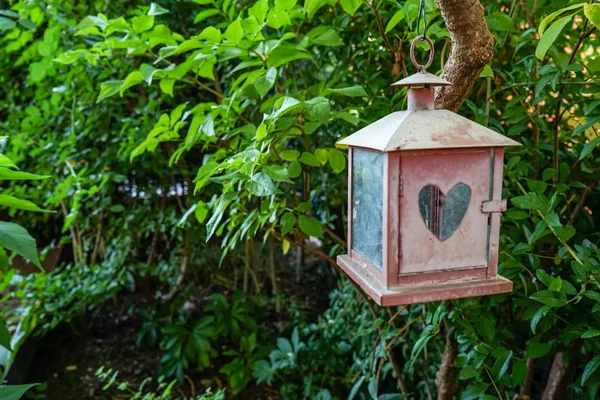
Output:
[246, 172, 276, 196]
[491, 350, 512, 381]
[280, 150, 300, 161]
[486, 12, 516, 32]
[304, 0, 327, 19]
[539, 3, 583, 34]
[479, 64, 493, 78]
[584, 4, 600, 30]
[385, 10, 405, 33]
[328, 85, 367, 97]
[0, 383, 39, 400]
[0, 168, 50, 181]
[460, 383, 489, 400]
[328, 149, 346, 173]
[148, 3, 169, 15]
[530, 290, 567, 307]
[298, 216, 323, 237]
[536, 15, 572, 60]
[0, 319, 11, 351]
[264, 165, 290, 182]
[581, 330, 600, 338]
[254, 68, 277, 98]
[579, 136, 600, 160]
[132, 15, 154, 33]
[120, 71, 144, 95]
[0, 222, 40, 269]
[97, 80, 124, 103]
[512, 359, 527, 387]
[348, 376, 365, 400]
[280, 212, 296, 235]
[340, 0, 362, 16]
[310, 29, 343, 46]
[0, 154, 16, 170]
[29, 62, 46, 82]
[531, 305, 552, 334]
[299, 152, 321, 167]
[159, 79, 175, 96]
[225, 18, 243, 44]
[194, 9, 220, 24]
[0, 17, 16, 32]
[0, 195, 49, 213]
[526, 342, 552, 359]
[583, 356, 600, 385]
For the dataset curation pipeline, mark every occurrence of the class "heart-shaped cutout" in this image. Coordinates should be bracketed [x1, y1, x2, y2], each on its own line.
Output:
[418, 183, 471, 240]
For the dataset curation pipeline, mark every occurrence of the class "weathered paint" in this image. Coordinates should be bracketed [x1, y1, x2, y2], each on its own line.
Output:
[486, 147, 505, 278]
[391, 71, 451, 87]
[399, 150, 491, 274]
[481, 199, 507, 213]
[338, 110, 521, 152]
[338, 255, 513, 306]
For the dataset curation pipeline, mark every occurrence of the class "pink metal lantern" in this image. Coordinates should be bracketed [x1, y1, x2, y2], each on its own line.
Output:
[337, 37, 521, 306]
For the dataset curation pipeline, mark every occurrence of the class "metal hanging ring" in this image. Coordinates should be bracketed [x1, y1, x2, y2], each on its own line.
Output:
[409, 36, 434, 72]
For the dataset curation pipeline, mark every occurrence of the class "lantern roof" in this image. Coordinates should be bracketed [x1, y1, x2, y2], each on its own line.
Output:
[337, 110, 521, 152]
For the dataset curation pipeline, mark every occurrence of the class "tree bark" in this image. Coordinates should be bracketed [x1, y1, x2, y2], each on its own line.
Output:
[435, 0, 495, 111]
[435, 331, 458, 400]
[542, 352, 572, 400]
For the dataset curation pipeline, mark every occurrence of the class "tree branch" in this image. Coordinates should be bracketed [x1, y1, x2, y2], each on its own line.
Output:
[435, 0, 495, 111]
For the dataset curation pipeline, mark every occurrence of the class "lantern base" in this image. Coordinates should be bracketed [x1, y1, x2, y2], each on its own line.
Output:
[337, 255, 513, 306]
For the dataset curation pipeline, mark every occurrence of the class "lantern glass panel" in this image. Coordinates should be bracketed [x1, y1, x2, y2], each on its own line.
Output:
[352, 149, 383, 270]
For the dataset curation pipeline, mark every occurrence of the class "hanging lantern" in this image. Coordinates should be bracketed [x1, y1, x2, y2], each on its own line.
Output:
[337, 37, 521, 306]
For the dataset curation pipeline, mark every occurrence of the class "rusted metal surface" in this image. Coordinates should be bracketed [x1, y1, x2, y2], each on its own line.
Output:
[337, 254, 513, 306]
[481, 199, 507, 213]
[399, 150, 491, 274]
[392, 71, 451, 87]
[337, 110, 521, 152]
[409, 35, 435, 72]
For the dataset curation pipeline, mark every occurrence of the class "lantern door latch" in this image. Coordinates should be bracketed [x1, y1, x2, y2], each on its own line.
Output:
[481, 199, 507, 213]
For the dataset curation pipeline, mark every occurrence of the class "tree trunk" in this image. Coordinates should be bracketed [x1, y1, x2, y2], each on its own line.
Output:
[435, 332, 458, 400]
[435, 0, 495, 112]
[542, 352, 572, 400]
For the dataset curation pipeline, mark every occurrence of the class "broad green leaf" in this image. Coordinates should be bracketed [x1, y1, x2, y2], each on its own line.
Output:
[531, 305, 552, 334]
[304, 0, 327, 19]
[491, 350, 512, 381]
[348, 376, 365, 400]
[159, 79, 175, 96]
[328, 149, 345, 173]
[0, 17, 16, 31]
[583, 356, 600, 385]
[132, 15, 154, 33]
[340, 0, 362, 16]
[0, 222, 40, 268]
[29, 62, 46, 82]
[526, 342, 552, 359]
[280, 150, 300, 161]
[512, 359, 527, 387]
[0, 195, 49, 212]
[225, 18, 243, 44]
[486, 12, 516, 32]
[539, 3, 583, 34]
[310, 29, 343, 46]
[460, 383, 489, 400]
[97, 80, 124, 103]
[264, 165, 290, 182]
[250, 0, 269, 24]
[280, 212, 295, 235]
[579, 136, 600, 160]
[254, 68, 277, 98]
[479, 64, 493, 78]
[536, 15, 572, 60]
[120, 71, 144, 95]
[530, 290, 567, 307]
[385, 10, 405, 33]
[298, 216, 322, 237]
[299, 152, 321, 167]
[328, 86, 367, 97]
[194, 9, 220, 24]
[0, 154, 17, 169]
[246, 172, 276, 196]
[0, 383, 39, 400]
[581, 329, 600, 338]
[584, 4, 600, 30]
[0, 168, 50, 181]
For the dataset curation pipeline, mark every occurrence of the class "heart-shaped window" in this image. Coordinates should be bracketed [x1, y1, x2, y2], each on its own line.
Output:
[418, 183, 471, 240]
